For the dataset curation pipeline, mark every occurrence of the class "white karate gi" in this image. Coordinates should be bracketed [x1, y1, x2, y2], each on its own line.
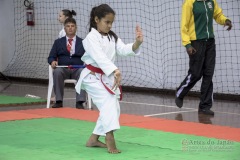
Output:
[58, 28, 66, 38]
[75, 28, 140, 136]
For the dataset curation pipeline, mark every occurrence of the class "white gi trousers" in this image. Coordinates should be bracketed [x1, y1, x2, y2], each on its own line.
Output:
[82, 74, 120, 136]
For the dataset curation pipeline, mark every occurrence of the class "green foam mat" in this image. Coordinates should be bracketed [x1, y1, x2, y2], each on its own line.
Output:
[0, 118, 239, 160]
[0, 95, 46, 106]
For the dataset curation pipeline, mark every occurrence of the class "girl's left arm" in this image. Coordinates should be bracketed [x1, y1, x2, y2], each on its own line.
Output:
[116, 25, 143, 56]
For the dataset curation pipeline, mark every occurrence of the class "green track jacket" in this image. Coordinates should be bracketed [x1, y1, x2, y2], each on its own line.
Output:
[181, 0, 229, 48]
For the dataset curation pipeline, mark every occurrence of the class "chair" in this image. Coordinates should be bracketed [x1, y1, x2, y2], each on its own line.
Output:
[46, 65, 92, 109]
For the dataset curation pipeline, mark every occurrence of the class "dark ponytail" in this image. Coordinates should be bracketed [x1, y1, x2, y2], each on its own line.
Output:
[89, 4, 118, 42]
[62, 9, 76, 18]
[89, 7, 97, 32]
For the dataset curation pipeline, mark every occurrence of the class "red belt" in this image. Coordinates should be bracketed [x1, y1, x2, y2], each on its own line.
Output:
[86, 64, 122, 100]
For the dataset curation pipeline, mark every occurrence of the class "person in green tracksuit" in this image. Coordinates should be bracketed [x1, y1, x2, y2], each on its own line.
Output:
[175, 0, 232, 115]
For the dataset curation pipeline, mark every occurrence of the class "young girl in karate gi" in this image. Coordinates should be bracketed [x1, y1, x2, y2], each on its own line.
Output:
[75, 4, 143, 154]
[58, 9, 76, 38]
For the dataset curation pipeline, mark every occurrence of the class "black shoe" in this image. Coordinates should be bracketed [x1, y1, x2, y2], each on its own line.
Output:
[76, 101, 85, 109]
[52, 101, 63, 108]
[198, 113, 213, 124]
[175, 97, 183, 108]
[198, 109, 214, 115]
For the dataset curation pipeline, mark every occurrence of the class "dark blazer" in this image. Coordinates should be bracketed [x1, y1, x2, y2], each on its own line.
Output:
[48, 36, 85, 66]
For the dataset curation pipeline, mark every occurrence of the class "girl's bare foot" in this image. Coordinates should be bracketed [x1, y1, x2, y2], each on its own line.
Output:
[86, 134, 107, 148]
[105, 131, 121, 154]
[86, 140, 106, 148]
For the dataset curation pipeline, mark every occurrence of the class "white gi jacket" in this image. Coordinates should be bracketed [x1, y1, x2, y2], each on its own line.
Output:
[58, 28, 66, 38]
[75, 28, 140, 96]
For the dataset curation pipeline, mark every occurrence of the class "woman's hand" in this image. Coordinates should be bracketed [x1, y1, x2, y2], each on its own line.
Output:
[132, 25, 143, 51]
[112, 69, 122, 90]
